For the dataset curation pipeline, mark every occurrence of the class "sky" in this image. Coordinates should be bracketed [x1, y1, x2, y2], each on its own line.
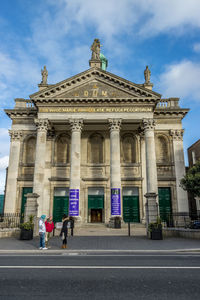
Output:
[0, 0, 200, 194]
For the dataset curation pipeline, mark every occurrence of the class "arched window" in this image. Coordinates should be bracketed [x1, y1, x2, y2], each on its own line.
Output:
[55, 134, 70, 164]
[88, 133, 103, 163]
[122, 134, 136, 163]
[156, 135, 169, 163]
[24, 136, 36, 164]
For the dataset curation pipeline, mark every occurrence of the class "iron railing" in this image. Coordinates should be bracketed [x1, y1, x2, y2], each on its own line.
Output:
[0, 213, 21, 229]
[161, 212, 200, 229]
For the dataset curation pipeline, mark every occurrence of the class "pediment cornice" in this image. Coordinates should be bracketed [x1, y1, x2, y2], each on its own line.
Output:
[5, 108, 37, 119]
[30, 68, 161, 103]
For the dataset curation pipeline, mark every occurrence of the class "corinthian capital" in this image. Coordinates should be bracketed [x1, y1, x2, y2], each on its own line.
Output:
[34, 119, 49, 132]
[108, 119, 122, 131]
[9, 130, 23, 141]
[142, 119, 155, 131]
[69, 119, 83, 132]
[170, 129, 184, 141]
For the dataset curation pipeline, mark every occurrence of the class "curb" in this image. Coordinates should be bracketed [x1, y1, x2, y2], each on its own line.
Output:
[0, 249, 200, 254]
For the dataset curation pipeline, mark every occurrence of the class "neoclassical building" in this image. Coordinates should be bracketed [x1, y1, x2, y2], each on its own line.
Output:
[4, 40, 189, 226]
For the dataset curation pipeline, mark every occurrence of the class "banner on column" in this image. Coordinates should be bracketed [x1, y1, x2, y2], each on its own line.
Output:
[69, 189, 79, 216]
[111, 188, 121, 215]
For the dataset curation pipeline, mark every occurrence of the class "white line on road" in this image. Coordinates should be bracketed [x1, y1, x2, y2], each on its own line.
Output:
[1, 254, 200, 257]
[0, 266, 200, 269]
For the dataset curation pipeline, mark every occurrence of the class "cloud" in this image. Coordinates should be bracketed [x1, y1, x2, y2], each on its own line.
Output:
[158, 60, 200, 102]
[46, 0, 200, 40]
[0, 156, 9, 170]
[138, 0, 200, 36]
[0, 128, 10, 158]
[0, 170, 6, 194]
[193, 43, 200, 53]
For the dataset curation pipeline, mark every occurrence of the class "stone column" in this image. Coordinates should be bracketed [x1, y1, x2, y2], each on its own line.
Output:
[109, 119, 122, 217]
[170, 130, 189, 213]
[143, 119, 158, 224]
[33, 119, 49, 217]
[140, 133, 147, 223]
[4, 130, 22, 213]
[69, 119, 83, 219]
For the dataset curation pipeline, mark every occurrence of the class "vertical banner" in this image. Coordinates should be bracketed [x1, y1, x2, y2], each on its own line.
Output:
[111, 188, 121, 216]
[69, 189, 79, 216]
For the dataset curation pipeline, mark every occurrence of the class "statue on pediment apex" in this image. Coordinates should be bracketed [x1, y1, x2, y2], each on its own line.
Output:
[41, 65, 48, 84]
[144, 65, 151, 84]
[91, 39, 101, 60]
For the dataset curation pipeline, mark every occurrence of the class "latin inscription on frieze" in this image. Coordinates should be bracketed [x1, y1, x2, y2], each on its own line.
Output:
[39, 107, 152, 113]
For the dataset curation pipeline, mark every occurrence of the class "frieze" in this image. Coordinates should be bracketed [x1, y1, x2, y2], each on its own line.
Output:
[39, 107, 152, 113]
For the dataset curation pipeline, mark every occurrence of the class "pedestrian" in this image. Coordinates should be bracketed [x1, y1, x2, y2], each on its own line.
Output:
[39, 215, 47, 250]
[60, 214, 70, 249]
[45, 216, 54, 248]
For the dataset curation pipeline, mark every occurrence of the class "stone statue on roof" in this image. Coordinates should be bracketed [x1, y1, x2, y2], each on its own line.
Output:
[41, 65, 48, 84]
[91, 39, 101, 60]
[144, 65, 151, 84]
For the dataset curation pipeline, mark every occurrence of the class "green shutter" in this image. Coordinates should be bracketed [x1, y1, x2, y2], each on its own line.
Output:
[123, 196, 140, 223]
[158, 187, 172, 222]
[21, 187, 33, 215]
[88, 195, 104, 209]
[53, 196, 69, 223]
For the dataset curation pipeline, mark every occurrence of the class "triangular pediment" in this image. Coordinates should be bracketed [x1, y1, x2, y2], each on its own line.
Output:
[30, 68, 161, 101]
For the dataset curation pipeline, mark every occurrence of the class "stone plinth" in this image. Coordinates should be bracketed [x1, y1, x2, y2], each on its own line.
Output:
[24, 193, 39, 236]
[145, 192, 158, 224]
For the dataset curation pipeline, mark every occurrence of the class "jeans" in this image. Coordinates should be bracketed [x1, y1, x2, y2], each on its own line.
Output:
[39, 232, 45, 248]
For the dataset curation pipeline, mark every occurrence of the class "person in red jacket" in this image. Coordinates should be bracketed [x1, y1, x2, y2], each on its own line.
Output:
[45, 216, 54, 248]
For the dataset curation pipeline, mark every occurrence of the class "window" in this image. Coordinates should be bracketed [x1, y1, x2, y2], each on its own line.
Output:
[24, 136, 36, 164]
[121, 134, 136, 163]
[88, 133, 103, 163]
[55, 134, 70, 164]
[156, 135, 169, 163]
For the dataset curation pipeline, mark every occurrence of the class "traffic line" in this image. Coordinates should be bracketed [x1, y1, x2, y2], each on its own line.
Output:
[0, 266, 200, 269]
[1, 254, 200, 257]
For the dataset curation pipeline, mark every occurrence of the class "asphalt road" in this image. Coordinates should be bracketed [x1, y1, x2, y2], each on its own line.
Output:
[0, 252, 200, 299]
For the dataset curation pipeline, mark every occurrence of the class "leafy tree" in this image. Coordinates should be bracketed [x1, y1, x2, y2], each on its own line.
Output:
[180, 160, 200, 197]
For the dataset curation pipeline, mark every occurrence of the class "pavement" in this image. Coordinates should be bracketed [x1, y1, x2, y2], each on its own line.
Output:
[0, 228, 200, 252]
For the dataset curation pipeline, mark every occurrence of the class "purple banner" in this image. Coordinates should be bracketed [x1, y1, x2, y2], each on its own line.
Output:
[69, 189, 79, 216]
[111, 188, 121, 216]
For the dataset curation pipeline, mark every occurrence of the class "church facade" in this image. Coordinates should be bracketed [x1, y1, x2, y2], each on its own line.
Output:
[4, 40, 189, 226]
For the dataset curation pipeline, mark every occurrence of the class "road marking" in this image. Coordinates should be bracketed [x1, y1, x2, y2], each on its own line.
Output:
[1, 254, 200, 257]
[0, 266, 200, 269]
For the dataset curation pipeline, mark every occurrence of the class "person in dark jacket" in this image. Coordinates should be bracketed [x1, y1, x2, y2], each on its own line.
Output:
[60, 214, 69, 249]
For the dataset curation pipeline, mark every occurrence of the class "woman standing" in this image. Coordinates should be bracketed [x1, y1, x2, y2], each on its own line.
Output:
[39, 215, 47, 250]
[60, 214, 69, 249]
[45, 216, 54, 248]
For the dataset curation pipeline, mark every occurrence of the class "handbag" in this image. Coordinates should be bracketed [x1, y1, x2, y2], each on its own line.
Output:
[67, 221, 71, 229]
[61, 232, 65, 240]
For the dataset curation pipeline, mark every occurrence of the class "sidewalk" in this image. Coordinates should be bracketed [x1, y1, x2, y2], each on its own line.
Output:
[1, 235, 200, 252]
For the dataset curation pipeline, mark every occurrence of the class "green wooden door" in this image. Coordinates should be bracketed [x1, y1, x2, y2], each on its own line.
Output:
[123, 196, 140, 223]
[53, 196, 69, 223]
[0, 195, 4, 214]
[21, 187, 33, 216]
[88, 195, 104, 209]
[158, 187, 172, 222]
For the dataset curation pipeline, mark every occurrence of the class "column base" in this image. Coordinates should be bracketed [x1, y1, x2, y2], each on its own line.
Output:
[144, 193, 158, 224]
[108, 216, 122, 228]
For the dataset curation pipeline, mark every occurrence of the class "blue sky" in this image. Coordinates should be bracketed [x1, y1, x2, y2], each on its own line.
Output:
[0, 0, 200, 193]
